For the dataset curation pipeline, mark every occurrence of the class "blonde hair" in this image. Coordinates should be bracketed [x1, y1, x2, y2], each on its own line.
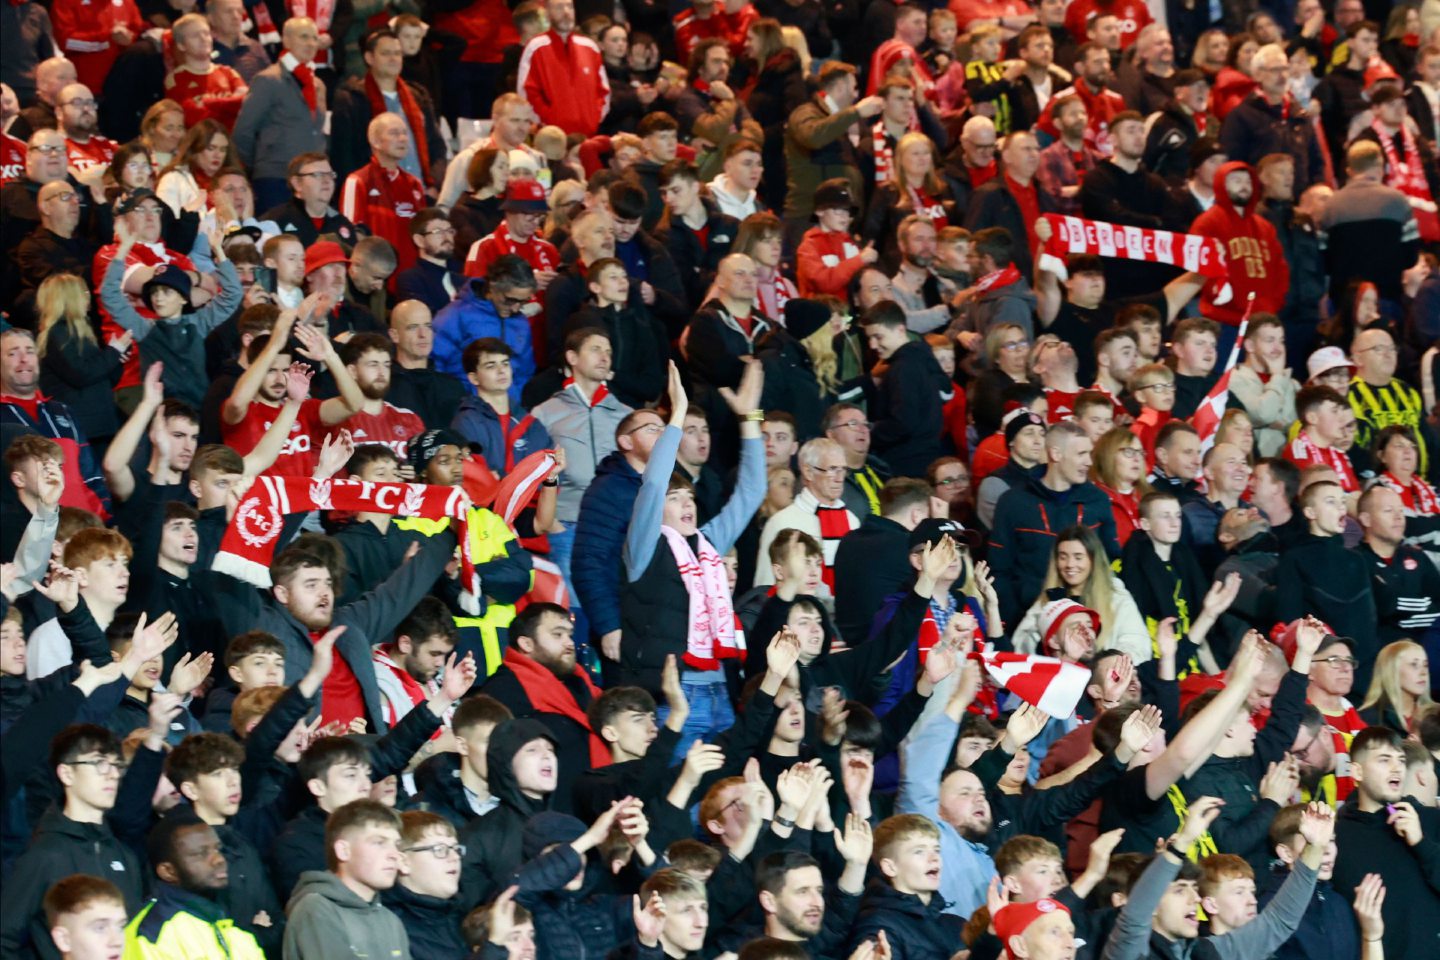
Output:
[893, 131, 944, 198]
[801, 323, 839, 394]
[35, 274, 96, 357]
[780, 26, 811, 75]
[1360, 641, 1434, 726]
[1039, 527, 1120, 651]
[1091, 427, 1153, 496]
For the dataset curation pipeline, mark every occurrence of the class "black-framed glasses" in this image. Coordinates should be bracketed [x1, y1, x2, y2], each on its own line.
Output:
[1288, 728, 1322, 760]
[1314, 655, 1358, 669]
[296, 170, 337, 180]
[498, 293, 531, 307]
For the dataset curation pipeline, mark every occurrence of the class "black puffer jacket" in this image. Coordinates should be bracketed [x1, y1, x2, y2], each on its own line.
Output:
[381, 882, 469, 960]
[847, 882, 966, 960]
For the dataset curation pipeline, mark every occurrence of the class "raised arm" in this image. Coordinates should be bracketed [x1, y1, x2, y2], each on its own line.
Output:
[625, 363, 686, 580]
[291, 323, 365, 425]
[224, 307, 299, 425]
[700, 359, 766, 554]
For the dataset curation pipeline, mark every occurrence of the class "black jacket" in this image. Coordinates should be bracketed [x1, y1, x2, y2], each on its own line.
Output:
[655, 201, 738, 311]
[988, 474, 1120, 624]
[1360, 541, 1440, 643]
[1274, 534, 1379, 690]
[568, 300, 669, 409]
[848, 883, 966, 960]
[37, 321, 125, 442]
[389, 360, 472, 430]
[1118, 531, 1209, 639]
[0, 808, 146, 960]
[1078, 160, 1185, 297]
[755, 325, 828, 441]
[214, 818, 284, 955]
[864, 180, 960, 271]
[1143, 101, 1214, 185]
[832, 514, 912, 644]
[965, 175, 1055, 279]
[460, 718, 556, 909]
[411, 751, 485, 832]
[1330, 795, 1440, 960]
[333, 518, 418, 605]
[870, 339, 950, 478]
[744, 48, 810, 212]
[381, 882, 469, 960]
[259, 197, 363, 248]
[478, 660, 597, 816]
[329, 75, 446, 185]
[1257, 868, 1360, 960]
[613, 230, 690, 339]
[393, 257, 465, 317]
[1259, 198, 1325, 354]
[1219, 92, 1325, 189]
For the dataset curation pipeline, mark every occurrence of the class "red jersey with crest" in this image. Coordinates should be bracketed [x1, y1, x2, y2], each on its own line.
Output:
[222, 397, 330, 477]
[1063, 0, 1153, 48]
[0, 134, 25, 185]
[166, 63, 249, 129]
[340, 159, 424, 275]
[346, 402, 425, 458]
[66, 136, 117, 173]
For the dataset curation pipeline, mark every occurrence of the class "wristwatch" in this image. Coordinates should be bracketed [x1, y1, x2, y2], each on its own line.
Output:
[744, 410, 765, 422]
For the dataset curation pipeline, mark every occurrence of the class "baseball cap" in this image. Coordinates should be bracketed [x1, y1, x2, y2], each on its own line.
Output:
[114, 187, 161, 216]
[407, 428, 472, 474]
[501, 178, 549, 212]
[1306, 346, 1357, 382]
[304, 240, 349, 276]
[908, 517, 968, 552]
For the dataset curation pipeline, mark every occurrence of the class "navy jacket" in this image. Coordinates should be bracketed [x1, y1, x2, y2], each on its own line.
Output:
[571, 450, 642, 637]
[450, 395, 552, 476]
[393, 257, 466, 317]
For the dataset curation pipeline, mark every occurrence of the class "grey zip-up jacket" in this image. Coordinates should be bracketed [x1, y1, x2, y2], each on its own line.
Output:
[532, 381, 633, 524]
[284, 870, 409, 960]
[1102, 853, 1317, 960]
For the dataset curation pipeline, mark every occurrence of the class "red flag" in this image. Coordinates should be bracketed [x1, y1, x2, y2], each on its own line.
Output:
[974, 650, 1090, 718]
[1191, 293, 1256, 452]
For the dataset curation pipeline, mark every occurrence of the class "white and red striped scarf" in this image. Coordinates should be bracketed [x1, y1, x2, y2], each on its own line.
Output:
[1379, 470, 1440, 515]
[816, 504, 854, 591]
[872, 120, 895, 185]
[1289, 431, 1360, 492]
[1036, 214, 1232, 303]
[1373, 119, 1440, 241]
[906, 185, 947, 224]
[660, 525, 739, 670]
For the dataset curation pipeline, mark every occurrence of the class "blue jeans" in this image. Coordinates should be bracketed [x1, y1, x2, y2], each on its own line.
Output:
[657, 679, 736, 764]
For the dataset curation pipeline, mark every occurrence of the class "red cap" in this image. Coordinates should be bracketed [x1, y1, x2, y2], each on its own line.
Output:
[501, 178, 549, 212]
[1364, 60, 1401, 90]
[994, 899, 1071, 955]
[1271, 617, 1339, 664]
[304, 240, 349, 276]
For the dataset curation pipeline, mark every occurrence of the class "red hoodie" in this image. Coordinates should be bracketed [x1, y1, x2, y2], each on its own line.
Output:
[1188, 160, 1289, 326]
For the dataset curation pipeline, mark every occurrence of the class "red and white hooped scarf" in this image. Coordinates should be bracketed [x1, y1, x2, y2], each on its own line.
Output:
[660, 525, 740, 670]
[973, 263, 1022, 294]
[1374, 119, 1440, 241]
[815, 503, 854, 591]
[280, 52, 319, 113]
[1291, 430, 1360, 492]
[1379, 470, 1440, 515]
[906, 186, 947, 224]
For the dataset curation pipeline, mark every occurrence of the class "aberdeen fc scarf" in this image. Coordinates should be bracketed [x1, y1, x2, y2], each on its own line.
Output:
[660, 525, 739, 670]
[815, 504, 852, 589]
[280, 52, 318, 112]
[872, 120, 895, 185]
[1037, 214, 1233, 302]
[502, 647, 610, 767]
[365, 74, 434, 187]
[1373, 119, 1440, 241]
[215, 476, 472, 586]
[973, 263, 1022, 293]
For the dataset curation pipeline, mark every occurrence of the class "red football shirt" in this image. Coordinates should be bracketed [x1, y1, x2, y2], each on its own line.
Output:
[0, 133, 25, 185]
[222, 398, 330, 477]
[65, 136, 117, 172]
[346, 402, 426, 458]
[313, 630, 367, 729]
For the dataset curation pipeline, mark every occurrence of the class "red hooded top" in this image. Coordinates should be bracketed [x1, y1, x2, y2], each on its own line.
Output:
[1188, 160, 1289, 327]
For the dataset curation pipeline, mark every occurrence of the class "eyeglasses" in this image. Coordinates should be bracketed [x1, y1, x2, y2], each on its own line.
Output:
[1314, 655, 1358, 669]
[833, 419, 871, 431]
[423, 226, 457, 238]
[31, 144, 66, 155]
[1138, 382, 1175, 394]
[1288, 728, 1322, 760]
[1118, 447, 1145, 459]
[61, 98, 98, 109]
[498, 293, 531, 307]
[406, 842, 466, 859]
[296, 171, 337, 180]
[1000, 340, 1030, 352]
[65, 757, 128, 776]
[625, 422, 664, 437]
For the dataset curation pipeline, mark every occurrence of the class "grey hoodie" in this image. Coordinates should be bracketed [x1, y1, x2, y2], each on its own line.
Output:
[283, 870, 410, 960]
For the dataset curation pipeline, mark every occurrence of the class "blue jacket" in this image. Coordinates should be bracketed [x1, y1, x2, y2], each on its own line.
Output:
[432, 278, 536, 404]
[571, 450, 642, 637]
[450, 395, 552, 477]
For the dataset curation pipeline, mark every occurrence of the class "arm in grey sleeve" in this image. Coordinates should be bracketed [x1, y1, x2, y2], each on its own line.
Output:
[11, 504, 59, 592]
[701, 435, 765, 555]
[976, 476, 1005, 530]
[1101, 851, 1181, 960]
[1206, 862, 1318, 960]
[624, 425, 681, 581]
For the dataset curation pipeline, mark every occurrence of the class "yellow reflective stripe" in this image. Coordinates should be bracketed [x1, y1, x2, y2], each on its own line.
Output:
[1166, 784, 1219, 861]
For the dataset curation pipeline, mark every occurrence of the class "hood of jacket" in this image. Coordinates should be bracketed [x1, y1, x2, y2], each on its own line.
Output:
[34, 806, 115, 845]
[485, 717, 557, 818]
[591, 449, 641, 485]
[747, 592, 839, 677]
[456, 278, 502, 316]
[285, 869, 381, 914]
[1210, 159, 1261, 218]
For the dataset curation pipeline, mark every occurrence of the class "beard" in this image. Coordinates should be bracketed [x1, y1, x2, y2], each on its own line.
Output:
[360, 379, 389, 401]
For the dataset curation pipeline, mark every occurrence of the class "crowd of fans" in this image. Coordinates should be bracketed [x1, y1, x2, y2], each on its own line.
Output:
[2, 0, 1440, 958]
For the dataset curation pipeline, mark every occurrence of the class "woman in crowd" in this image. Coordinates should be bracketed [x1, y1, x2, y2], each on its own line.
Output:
[452, 147, 509, 257]
[1091, 427, 1150, 548]
[756, 298, 830, 439]
[969, 322, 1033, 439]
[928, 455, 976, 527]
[743, 18, 807, 212]
[36, 274, 132, 448]
[1192, 28, 1229, 78]
[1215, 409, 1256, 460]
[1319, 279, 1392, 350]
[139, 99, 187, 170]
[863, 131, 958, 269]
[1360, 640, 1434, 734]
[1011, 526, 1152, 662]
[155, 118, 239, 217]
[1372, 425, 1440, 524]
[1209, 31, 1259, 119]
[734, 212, 799, 322]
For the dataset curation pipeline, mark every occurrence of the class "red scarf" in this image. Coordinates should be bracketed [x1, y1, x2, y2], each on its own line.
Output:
[1373, 119, 1440, 241]
[815, 504, 853, 591]
[1380, 470, 1440, 515]
[1036, 213, 1232, 291]
[872, 120, 894, 185]
[502, 647, 611, 768]
[365, 74, 434, 188]
[973, 263, 1022, 293]
[1006, 174, 1040, 248]
[968, 160, 997, 188]
[281, 52, 318, 112]
[1291, 430, 1360, 492]
[906, 185, 947, 223]
[564, 376, 610, 408]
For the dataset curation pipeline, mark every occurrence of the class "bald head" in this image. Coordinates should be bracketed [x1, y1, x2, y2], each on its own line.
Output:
[282, 17, 321, 62]
[1352, 328, 1396, 383]
[35, 58, 77, 105]
[716, 253, 758, 303]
